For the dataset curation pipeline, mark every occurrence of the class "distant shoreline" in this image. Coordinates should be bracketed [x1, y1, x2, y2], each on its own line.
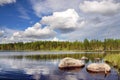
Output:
[0, 50, 120, 52]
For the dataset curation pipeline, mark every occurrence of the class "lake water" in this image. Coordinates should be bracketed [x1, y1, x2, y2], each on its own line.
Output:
[0, 52, 119, 80]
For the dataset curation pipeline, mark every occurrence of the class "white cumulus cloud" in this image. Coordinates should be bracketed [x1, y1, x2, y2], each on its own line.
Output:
[13, 22, 56, 39]
[41, 9, 85, 33]
[0, 0, 16, 6]
[79, 0, 120, 15]
[7, 9, 85, 43]
[30, 0, 82, 17]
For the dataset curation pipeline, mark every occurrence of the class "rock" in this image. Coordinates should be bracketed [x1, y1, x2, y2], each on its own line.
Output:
[87, 63, 111, 74]
[81, 56, 88, 60]
[94, 58, 101, 63]
[94, 58, 101, 60]
[58, 57, 85, 69]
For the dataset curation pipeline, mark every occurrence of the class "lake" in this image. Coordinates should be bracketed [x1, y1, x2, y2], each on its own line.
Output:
[0, 51, 119, 80]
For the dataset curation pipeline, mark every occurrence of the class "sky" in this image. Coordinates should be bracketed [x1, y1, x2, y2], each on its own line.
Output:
[0, 0, 120, 43]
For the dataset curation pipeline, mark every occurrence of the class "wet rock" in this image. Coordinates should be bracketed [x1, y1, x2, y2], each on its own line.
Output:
[81, 56, 88, 60]
[94, 58, 101, 63]
[58, 57, 85, 69]
[87, 63, 111, 74]
[94, 58, 101, 61]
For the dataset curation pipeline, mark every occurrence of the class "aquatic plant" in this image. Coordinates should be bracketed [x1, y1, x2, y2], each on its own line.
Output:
[104, 53, 120, 74]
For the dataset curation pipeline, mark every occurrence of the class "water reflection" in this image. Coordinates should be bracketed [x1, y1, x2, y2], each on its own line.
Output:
[0, 58, 58, 80]
[0, 55, 119, 80]
[59, 67, 83, 72]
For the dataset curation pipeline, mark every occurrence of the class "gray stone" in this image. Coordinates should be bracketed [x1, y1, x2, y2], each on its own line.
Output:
[87, 63, 111, 74]
[58, 57, 85, 68]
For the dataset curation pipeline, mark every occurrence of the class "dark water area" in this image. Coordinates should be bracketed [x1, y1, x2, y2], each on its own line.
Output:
[0, 52, 119, 80]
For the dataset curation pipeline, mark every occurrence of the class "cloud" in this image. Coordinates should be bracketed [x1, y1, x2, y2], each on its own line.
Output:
[1, 9, 85, 43]
[60, 15, 120, 41]
[13, 22, 56, 39]
[0, 0, 16, 6]
[52, 37, 59, 41]
[0, 25, 56, 43]
[0, 0, 120, 44]
[41, 9, 85, 33]
[18, 6, 31, 20]
[79, 0, 120, 16]
[0, 30, 4, 37]
[30, 0, 82, 17]
[0, 28, 22, 43]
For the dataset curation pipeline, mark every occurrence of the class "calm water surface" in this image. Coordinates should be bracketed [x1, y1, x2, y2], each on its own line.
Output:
[0, 52, 119, 80]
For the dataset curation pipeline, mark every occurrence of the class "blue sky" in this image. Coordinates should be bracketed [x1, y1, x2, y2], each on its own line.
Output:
[0, 0, 40, 30]
[0, 0, 120, 43]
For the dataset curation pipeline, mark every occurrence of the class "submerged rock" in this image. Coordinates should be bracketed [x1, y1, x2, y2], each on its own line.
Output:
[58, 57, 85, 69]
[87, 63, 111, 74]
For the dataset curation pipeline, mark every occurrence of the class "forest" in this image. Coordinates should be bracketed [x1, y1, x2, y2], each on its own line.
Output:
[0, 39, 120, 51]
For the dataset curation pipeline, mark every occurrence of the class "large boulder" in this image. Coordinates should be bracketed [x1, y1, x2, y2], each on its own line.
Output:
[87, 63, 111, 74]
[58, 57, 85, 69]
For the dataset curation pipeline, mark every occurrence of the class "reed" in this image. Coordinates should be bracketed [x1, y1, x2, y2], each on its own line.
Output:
[104, 54, 120, 67]
[104, 53, 120, 73]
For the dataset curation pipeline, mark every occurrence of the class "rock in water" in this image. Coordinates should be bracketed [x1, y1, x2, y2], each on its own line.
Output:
[58, 57, 85, 69]
[81, 56, 88, 60]
[87, 63, 111, 74]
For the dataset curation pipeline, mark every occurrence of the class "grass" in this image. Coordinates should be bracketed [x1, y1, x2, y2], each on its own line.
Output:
[104, 53, 120, 73]
[104, 54, 120, 67]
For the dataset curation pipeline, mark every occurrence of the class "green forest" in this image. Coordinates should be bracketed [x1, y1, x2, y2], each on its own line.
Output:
[0, 39, 120, 51]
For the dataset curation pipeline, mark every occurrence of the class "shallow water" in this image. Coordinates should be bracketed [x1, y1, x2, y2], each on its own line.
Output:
[0, 52, 119, 80]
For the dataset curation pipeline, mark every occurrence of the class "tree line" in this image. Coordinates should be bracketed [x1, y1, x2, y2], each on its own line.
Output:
[0, 39, 120, 51]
